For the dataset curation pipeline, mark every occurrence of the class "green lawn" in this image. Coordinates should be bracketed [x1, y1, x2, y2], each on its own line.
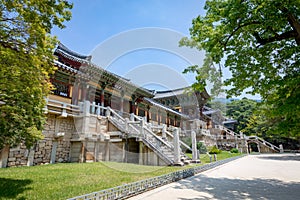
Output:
[0, 151, 241, 200]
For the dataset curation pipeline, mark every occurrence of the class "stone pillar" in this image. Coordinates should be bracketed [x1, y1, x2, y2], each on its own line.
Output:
[191, 130, 200, 163]
[139, 142, 143, 165]
[27, 147, 35, 166]
[0, 144, 9, 168]
[50, 141, 58, 164]
[94, 140, 99, 162]
[257, 142, 261, 153]
[173, 128, 183, 166]
[105, 141, 110, 161]
[80, 141, 86, 163]
[122, 142, 126, 162]
[82, 101, 90, 138]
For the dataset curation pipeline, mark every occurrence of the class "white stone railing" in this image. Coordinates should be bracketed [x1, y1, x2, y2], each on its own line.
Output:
[45, 98, 80, 117]
[67, 155, 245, 200]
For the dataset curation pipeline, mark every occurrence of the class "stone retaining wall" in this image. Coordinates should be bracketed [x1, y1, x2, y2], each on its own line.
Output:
[3, 114, 76, 167]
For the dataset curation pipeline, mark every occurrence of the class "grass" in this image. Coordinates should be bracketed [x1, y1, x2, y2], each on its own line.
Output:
[187, 151, 242, 163]
[0, 151, 241, 200]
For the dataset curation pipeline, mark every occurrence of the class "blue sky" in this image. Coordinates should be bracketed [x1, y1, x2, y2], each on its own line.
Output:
[51, 0, 260, 99]
[52, 0, 205, 54]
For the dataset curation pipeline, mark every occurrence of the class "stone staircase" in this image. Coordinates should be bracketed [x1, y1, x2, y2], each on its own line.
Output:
[215, 125, 281, 153]
[247, 135, 281, 153]
[105, 107, 190, 165]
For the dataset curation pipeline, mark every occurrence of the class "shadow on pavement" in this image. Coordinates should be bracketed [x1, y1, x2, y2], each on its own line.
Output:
[257, 154, 300, 161]
[174, 175, 300, 200]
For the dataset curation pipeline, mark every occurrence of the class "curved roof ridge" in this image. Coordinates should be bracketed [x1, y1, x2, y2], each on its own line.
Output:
[155, 86, 190, 94]
[57, 42, 92, 60]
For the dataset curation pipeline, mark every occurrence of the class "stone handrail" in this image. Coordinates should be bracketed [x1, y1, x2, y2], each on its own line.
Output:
[164, 130, 192, 152]
[143, 126, 173, 149]
[215, 125, 242, 139]
[67, 155, 245, 200]
[106, 107, 140, 136]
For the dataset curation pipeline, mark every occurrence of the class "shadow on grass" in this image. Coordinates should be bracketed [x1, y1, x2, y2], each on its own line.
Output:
[0, 178, 32, 199]
[173, 175, 300, 200]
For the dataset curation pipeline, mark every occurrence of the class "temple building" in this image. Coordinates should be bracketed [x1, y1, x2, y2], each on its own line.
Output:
[0, 44, 281, 168]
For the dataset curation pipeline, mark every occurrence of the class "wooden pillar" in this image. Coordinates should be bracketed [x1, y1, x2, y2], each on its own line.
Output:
[81, 83, 89, 102]
[174, 116, 177, 126]
[120, 90, 125, 114]
[167, 113, 170, 127]
[130, 95, 137, 114]
[146, 105, 150, 122]
[72, 82, 80, 105]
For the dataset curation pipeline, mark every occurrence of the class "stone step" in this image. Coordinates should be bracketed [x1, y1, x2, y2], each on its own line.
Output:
[108, 131, 122, 136]
[110, 138, 123, 142]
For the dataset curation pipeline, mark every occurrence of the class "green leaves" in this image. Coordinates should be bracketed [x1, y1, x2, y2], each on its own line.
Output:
[182, 0, 300, 138]
[0, 0, 73, 148]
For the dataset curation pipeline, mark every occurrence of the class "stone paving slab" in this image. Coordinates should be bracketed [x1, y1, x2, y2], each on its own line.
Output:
[128, 154, 300, 200]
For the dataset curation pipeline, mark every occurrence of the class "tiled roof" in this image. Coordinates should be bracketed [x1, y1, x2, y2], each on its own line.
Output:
[54, 43, 153, 97]
[154, 87, 210, 99]
[144, 97, 190, 119]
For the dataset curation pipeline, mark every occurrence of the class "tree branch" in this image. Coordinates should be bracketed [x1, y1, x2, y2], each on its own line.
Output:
[223, 21, 261, 50]
[253, 30, 297, 45]
[278, 5, 300, 45]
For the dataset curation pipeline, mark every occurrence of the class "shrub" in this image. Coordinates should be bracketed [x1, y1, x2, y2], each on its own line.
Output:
[230, 148, 239, 153]
[208, 146, 222, 154]
[197, 141, 207, 154]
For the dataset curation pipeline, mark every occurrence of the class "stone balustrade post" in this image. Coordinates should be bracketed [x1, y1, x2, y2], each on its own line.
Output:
[130, 113, 135, 121]
[91, 102, 96, 114]
[140, 119, 145, 137]
[105, 107, 111, 117]
[162, 124, 167, 140]
[279, 144, 284, 153]
[125, 118, 129, 133]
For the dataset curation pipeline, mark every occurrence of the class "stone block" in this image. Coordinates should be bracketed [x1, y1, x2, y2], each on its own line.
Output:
[39, 143, 45, 148]
[8, 157, 16, 162]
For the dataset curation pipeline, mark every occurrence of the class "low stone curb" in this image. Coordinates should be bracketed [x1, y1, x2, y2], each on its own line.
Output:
[67, 155, 245, 200]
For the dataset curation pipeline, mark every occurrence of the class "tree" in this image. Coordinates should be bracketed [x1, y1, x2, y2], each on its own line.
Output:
[206, 100, 227, 115]
[180, 0, 300, 138]
[0, 0, 73, 149]
[226, 98, 258, 135]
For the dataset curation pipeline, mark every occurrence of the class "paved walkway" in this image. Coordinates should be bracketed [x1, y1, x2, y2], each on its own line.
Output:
[128, 154, 300, 200]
